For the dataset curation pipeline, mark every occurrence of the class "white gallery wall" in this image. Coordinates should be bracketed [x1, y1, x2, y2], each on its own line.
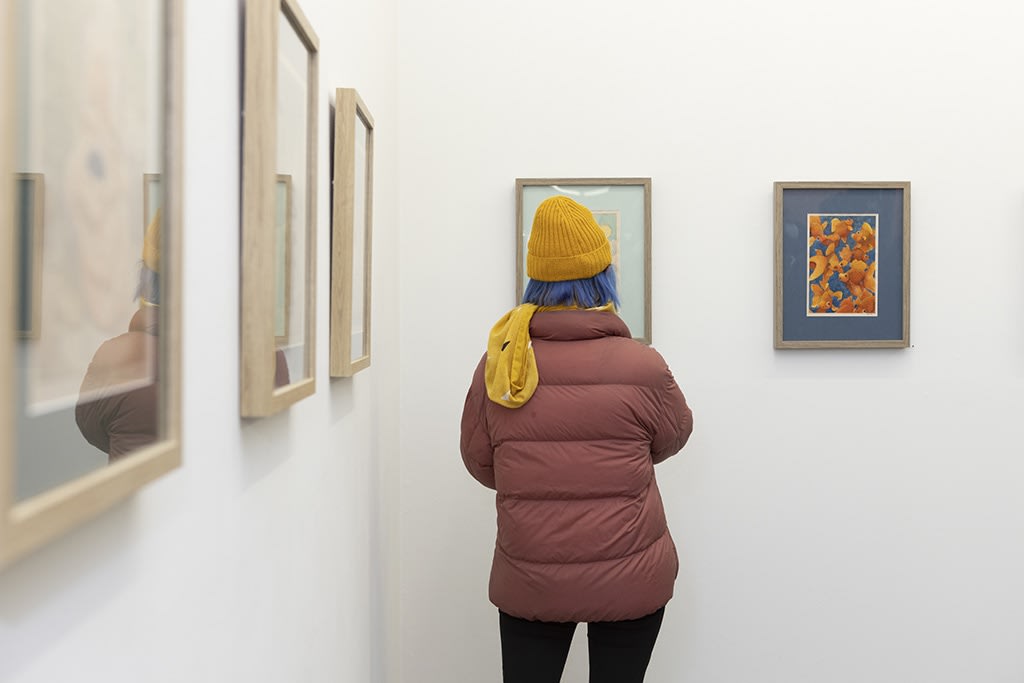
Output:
[397, 1, 1024, 682]
[1, 1, 1023, 681]
[0, 0, 400, 681]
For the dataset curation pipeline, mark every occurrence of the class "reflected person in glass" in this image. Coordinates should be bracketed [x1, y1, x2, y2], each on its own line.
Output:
[75, 209, 162, 462]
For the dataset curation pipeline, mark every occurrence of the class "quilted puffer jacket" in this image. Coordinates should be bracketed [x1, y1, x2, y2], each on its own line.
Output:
[460, 309, 693, 622]
[76, 308, 159, 462]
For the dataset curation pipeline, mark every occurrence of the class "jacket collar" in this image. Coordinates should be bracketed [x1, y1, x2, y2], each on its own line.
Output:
[529, 310, 631, 341]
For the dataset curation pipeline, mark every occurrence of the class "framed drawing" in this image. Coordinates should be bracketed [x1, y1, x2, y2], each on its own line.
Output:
[330, 88, 374, 377]
[240, 0, 319, 416]
[774, 182, 911, 349]
[1, 0, 183, 567]
[16, 173, 44, 339]
[516, 178, 652, 344]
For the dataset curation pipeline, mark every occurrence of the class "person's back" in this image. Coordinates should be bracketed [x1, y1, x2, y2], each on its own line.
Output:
[460, 195, 694, 682]
[463, 308, 690, 623]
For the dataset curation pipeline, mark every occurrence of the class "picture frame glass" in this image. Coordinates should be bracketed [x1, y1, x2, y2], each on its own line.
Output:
[10, 0, 170, 501]
[518, 181, 650, 342]
[350, 112, 369, 359]
[273, 7, 311, 386]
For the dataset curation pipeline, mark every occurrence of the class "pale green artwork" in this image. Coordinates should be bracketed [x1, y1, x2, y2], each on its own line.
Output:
[591, 210, 621, 286]
[517, 180, 651, 343]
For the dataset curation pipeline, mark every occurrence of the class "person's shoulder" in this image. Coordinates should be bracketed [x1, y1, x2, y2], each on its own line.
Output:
[89, 331, 152, 368]
[609, 339, 672, 384]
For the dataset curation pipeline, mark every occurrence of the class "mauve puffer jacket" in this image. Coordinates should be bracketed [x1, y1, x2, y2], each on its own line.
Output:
[460, 310, 693, 623]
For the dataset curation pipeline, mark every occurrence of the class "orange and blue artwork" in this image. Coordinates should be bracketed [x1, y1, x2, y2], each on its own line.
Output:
[807, 214, 878, 316]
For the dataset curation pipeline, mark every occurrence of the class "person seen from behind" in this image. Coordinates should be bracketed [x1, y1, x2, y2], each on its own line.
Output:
[460, 195, 694, 683]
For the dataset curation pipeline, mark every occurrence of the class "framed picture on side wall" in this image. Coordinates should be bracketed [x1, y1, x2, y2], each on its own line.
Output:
[516, 178, 652, 344]
[774, 181, 911, 349]
[329, 88, 374, 377]
[1, 0, 184, 568]
[240, 0, 319, 417]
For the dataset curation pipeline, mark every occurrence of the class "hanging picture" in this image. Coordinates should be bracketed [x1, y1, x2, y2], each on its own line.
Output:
[515, 178, 652, 344]
[240, 0, 319, 416]
[774, 181, 911, 348]
[0, 0, 183, 567]
[329, 88, 374, 377]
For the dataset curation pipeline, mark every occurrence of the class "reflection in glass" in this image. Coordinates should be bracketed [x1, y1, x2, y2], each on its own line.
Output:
[273, 9, 310, 386]
[351, 114, 368, 359]
[15, 174, 44, 339]
[13, 0, 165, 500]
[274, 175, 291, 344]
[75, 211, 161, 461]
[143, 172, 161, 233]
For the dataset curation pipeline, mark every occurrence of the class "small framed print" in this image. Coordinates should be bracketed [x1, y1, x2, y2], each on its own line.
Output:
[240, 0, 319, 416]
[774, 181, 911, 349]
[329, 88, 374, 377]
[516, 178, 652, 344]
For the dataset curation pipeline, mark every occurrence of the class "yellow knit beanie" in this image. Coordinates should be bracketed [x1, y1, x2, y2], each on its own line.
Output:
[143, 208, 161, 273]
[527, 195, 612, 282]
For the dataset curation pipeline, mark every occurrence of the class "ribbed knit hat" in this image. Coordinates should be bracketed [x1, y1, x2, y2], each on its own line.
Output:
[527, 195, 612, 282]
[143, 208, 161, 273]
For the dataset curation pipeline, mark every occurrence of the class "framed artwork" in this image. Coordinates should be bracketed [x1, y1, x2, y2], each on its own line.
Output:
[516, 178, 652, 344]
[774, 182, 911, 349]
[16, 173, 44, 339]
[329, 88, 374, 377]
[240, 0, 319, 417]
[1, 0, 183, 567]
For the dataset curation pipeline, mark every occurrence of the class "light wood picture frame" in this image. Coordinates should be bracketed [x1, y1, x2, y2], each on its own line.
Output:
[774, 181, 911, 349]
[515, 178, 653, 344]
[240, 0, 319, 416]
[330, 88, 374, 377]
[0, 0, 184, 568]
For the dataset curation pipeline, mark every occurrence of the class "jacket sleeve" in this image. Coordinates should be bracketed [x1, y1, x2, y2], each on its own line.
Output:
[460, 356, 496, 489]
[650, 367, 693, 465]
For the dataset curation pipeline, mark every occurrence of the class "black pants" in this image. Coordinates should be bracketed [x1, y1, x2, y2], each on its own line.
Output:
[499, 607, 665, 683]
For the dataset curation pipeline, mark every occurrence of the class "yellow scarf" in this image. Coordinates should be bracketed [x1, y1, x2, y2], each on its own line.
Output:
[485, 303, 614, 409]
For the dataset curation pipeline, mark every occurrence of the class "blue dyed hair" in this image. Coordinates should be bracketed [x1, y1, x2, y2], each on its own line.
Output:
[136, 262, 160, 306]
[522, 265, 619, 309]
